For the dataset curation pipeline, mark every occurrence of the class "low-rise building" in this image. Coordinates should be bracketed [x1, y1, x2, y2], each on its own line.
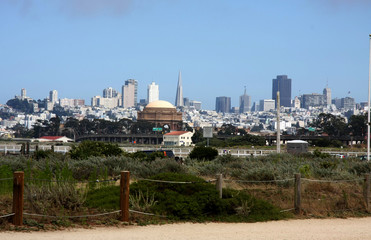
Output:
[163, 131, 193, 146]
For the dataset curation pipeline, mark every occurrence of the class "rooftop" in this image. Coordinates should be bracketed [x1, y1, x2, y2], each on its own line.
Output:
[164, 131, 191, 136]
[146, 100, 175, 109]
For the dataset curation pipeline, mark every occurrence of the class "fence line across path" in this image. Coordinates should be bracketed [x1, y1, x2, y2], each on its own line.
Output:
[1, 171, 371, 226]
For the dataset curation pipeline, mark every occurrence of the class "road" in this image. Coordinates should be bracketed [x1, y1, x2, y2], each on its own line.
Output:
[1, 217, 371, 240]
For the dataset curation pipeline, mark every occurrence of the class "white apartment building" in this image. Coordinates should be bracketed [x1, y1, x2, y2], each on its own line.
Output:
[259, 99, 275, 111]
[49, 90, 58, 105]
[163, 131, 194, 146]
[91, 96, 120, 108]
[147, 82, 159, 103]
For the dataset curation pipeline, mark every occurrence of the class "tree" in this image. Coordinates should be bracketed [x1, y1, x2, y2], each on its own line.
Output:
[250, 124, 263, 132]
[69, 141, 123, 159]
[130, 121, 155, 134]
[218, 124, 237, 136]
[348, 114, 367, 137]
[189, 146, 218, 160]
[311, 113, 348, 137]
[6, 98, 34, 114]
[191, 128, 203, 144]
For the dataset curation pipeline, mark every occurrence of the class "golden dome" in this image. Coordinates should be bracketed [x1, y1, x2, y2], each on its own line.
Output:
[145, 100, 175, 109]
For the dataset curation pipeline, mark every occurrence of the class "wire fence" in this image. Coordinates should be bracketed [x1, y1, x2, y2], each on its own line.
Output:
[1, 172, 371, 226]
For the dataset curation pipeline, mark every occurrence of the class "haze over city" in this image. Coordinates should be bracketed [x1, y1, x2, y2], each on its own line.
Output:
[0, 0, 371, 110]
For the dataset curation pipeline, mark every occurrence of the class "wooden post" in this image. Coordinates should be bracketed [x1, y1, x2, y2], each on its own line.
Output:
[120, 171, 130, 222]
[21, 143, 25, 155]
[294, 173, 301, 215]
[216, 174, 223, 199]
[364, 174, 370, 212]
[12, 171, 24, 226]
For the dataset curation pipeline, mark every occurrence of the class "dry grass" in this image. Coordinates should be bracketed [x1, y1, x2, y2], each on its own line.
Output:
[224, 180, 367, 217]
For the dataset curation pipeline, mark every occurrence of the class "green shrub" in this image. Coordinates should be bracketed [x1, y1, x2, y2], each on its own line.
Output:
[130, 173, 221, 220]
[189, 146, 218, 160]
[69, 141, 123, 159]
[85, 185, 120, 210]
[0, 165, 12, 195]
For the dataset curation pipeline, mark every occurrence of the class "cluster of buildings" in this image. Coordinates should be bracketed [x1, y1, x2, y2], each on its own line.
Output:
[215, 75, 356, 114]
[0, 73, 364, 140]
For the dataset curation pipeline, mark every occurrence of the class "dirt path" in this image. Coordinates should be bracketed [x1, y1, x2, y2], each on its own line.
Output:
[2, 217, 371, 240]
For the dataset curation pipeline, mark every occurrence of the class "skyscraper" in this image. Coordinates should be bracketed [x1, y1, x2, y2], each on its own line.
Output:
[239, 86, 251, 113]
[49, 90, 58, 105]
[103, 87, 119, 98]
[122, 79, 138, 108]
[215, 96, 231, 113]
[175, 71, 183, 107]
[147, 82, 159, 103]
[272, 75, 292, 107]
[323, 87, 331, 107]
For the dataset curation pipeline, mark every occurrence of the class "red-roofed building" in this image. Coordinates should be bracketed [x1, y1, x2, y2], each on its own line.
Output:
[163, 131, 193, 146]
[38, 136, 74, 143]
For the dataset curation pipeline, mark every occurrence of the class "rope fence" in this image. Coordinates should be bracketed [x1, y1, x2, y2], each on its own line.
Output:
[135, 178, 214, 184]
[23, 210, 121, 219]
[0, 213, 15, 219]
[224, 178, 295, 183]
[2, 171, 371, 226]
[0, 178, 12, 181]
[25, 178, 118, 183]
[129, 209, 167, 218]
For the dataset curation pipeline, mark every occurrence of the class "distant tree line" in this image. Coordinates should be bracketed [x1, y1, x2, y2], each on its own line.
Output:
[302, 113, 367, 138]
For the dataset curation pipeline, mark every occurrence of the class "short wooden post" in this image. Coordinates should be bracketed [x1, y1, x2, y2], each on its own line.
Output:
[120, 171, 130, 222]
[12, 171, 24, 226]
[364, 174, 370, 212]
[21, 143, 25, 155]
[216, 174, 223, 199]
[294, 173, 301, 215]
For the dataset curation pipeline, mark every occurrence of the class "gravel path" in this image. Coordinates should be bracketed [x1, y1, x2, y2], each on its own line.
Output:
[2, 217, 371, 240]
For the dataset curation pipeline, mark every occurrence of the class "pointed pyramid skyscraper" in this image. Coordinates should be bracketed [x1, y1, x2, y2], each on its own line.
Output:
[175, 71, 184, 107]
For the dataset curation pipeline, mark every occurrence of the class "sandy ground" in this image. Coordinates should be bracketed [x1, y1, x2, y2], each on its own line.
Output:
[1, 217, 371, 240]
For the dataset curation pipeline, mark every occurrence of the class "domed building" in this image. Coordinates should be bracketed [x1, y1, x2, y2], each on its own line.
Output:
[137, 100, 183, 131]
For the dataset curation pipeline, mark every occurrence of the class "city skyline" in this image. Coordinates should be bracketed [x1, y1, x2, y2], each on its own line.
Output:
[0, 1, 370, 109]
[4, 75, 361, 111]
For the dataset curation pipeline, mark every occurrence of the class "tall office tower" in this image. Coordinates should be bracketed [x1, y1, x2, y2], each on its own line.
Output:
[175, 71, 184, 107]
[122, 79, 138, 108]
[103, 87, 118, 98]
[183, 97, 190, 107]
[49, 90, 58, 105]
[272, 75, 292, 107]
[323, 87, 331, 107]
[147, 82, 159, 103]
[239, 87, 251, 113]
[215, 96, 231, 113]
[21, 88, 26, 100]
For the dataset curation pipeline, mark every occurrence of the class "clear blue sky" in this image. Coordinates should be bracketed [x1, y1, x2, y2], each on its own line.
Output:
[0, 0, 370, 110]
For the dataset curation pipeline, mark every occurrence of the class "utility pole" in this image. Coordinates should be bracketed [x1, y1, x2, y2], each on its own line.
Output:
[277, 90, 281, 153]
[368, 34, 371, 161]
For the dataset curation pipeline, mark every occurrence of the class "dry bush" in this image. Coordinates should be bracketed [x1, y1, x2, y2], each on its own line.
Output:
[24, 182, 87, 215]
